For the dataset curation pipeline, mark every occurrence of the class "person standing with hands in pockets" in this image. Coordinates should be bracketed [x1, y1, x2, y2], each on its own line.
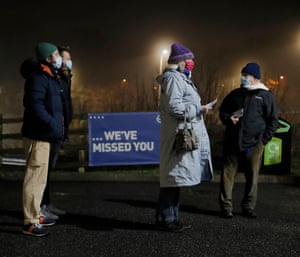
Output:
[218, 62, 278, 219]
[155, 42, 214, 232]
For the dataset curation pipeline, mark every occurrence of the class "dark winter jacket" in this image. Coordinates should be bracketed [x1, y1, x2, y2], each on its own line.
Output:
[20, 58, 64, 143]
[57, 68, 73, 140]
[219, 85, 278, 152]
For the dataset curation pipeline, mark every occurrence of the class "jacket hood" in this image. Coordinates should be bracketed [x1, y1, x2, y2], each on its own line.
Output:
[20, 58, 40, 79]
[156, 65, 179, 84]
[156, 74, 164, 85]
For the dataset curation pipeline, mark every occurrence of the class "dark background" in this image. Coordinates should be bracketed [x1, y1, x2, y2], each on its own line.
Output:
[1, 0, 300, 116]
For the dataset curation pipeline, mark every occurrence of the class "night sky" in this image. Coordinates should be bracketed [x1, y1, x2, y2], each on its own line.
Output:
[1, 0, 300, 115]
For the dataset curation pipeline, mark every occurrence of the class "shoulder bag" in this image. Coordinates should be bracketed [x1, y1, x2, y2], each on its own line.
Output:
[175, 107, 199, 154]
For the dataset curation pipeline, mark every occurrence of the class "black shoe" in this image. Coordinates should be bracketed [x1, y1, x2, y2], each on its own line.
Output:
[174, 221, 192, 231]
[242, 209, 257, 218]
[220, 209, 233, 219]
[155, 221, 192, 233]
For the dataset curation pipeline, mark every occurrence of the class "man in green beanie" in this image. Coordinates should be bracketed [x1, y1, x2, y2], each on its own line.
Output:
[20, 42, 64, 236]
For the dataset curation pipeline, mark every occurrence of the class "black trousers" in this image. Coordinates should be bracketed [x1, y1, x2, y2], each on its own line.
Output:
[155, 187, 180, 224]
[41, 141, 62, 206]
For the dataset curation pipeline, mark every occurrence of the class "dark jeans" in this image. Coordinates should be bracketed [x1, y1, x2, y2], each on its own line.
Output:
[219, 141, 264, 212]
[155, 187, 180, 224]
[41, 141, 62, 206]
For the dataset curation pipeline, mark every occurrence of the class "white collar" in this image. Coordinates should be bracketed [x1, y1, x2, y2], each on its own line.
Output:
[243, 82, 269, 91]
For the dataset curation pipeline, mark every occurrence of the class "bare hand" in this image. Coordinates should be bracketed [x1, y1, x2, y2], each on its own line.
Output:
[201, 105, 213, 114]
[231, 115, 239, 125]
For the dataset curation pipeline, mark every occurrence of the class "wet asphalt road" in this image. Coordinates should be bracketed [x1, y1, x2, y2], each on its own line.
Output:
[0, 178, 300, 257]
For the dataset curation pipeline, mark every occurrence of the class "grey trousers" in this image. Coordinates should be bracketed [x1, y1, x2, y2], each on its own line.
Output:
[219, 141, 264, 211]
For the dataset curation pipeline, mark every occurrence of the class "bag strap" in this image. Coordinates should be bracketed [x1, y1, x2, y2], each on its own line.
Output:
[184, 107, 193, 129]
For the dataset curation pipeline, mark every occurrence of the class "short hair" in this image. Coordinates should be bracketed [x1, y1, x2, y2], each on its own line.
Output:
[58, 45, 71, 54]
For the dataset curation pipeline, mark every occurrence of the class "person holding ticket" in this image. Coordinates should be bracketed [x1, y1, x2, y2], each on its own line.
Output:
[155, 42, 214, 232]
[218, 62, 278, 219]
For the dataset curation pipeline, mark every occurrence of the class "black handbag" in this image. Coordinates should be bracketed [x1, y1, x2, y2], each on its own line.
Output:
[175, 108, 199, 154]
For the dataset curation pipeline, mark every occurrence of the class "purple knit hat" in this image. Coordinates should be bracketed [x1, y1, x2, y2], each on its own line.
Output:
[167, 43, 194, 64]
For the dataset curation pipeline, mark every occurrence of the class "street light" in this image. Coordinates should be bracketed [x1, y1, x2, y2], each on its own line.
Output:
[121, 78, 127, 87]
[159, 49, 168, 74]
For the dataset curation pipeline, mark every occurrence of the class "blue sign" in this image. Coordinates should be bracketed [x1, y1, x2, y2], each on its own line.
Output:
[88, 112, 161, 166]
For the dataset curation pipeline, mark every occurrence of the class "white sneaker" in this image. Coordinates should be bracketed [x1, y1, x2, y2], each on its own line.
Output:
[40, 204, 59, 220]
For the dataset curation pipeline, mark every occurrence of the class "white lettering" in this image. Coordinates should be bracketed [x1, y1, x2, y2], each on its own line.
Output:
[133, 141, 155, 152]
[103, 130, 138, 140]
[93, 142, 132, 152]
[104, 131, 115, 140]
[123, 130, 137, 140]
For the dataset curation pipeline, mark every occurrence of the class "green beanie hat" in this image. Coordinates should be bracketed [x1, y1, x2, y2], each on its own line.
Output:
[35, 42, 58, 61]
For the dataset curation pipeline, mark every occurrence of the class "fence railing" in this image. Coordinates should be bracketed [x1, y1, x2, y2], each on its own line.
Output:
[0, 114, 88, 172]
[1, 113, 300, 172]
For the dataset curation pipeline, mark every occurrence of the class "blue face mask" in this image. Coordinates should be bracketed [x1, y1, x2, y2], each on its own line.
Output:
[241, 76, 250, 86]
[183, 68, 191, 78]
[176, 66, 191, 78]
[53, 56, 62, 69]
[65, 60, 72, 70]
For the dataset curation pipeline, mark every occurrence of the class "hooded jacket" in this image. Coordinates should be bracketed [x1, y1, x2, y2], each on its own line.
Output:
[20, 58, 64, 143]
[219, 84, 278, 152]
[156, 66, 213, 187]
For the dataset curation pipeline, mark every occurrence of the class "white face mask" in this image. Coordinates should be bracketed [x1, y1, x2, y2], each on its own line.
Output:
[65, 60, 72, 70]
[53, 56, 62, 69]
